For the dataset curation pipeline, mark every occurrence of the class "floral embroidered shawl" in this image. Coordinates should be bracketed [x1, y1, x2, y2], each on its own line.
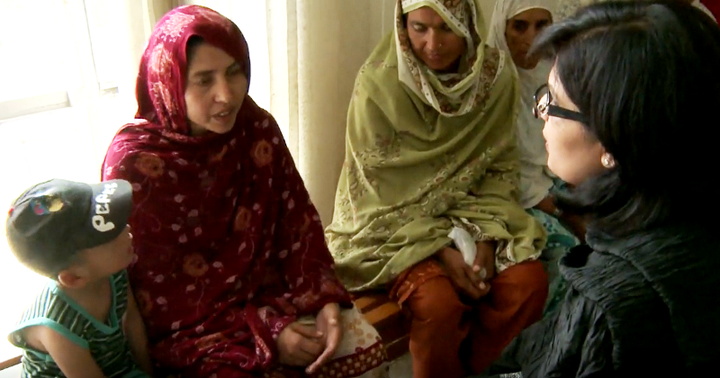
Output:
[102, 5, 350, 376]
[396, 0, 488, 116]
[325, 0, 546, 292]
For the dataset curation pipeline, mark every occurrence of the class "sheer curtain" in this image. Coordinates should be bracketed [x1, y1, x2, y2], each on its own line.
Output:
[116, 0, 180, 99]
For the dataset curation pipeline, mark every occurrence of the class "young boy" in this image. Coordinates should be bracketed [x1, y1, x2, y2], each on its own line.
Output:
[5, 179, 152, 378]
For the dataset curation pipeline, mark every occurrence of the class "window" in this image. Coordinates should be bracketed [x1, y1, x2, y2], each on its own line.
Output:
[0, 0, 134, 361]
[0, 0, 79, 119]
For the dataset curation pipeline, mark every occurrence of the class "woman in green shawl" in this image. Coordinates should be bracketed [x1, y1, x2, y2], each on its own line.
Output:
[326, 0, 548, 376]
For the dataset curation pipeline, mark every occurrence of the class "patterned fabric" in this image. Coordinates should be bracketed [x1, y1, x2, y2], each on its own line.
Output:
[279, 308, 388, 378]
[526, 208, 578, 315]
[395, 0, 500, 116]
[352, 295, 408, 362]
[389, 258, 548, 376]
[135, 5, 243, 133]
[8, 271, 146, 378]
[101, 5, 384, 377]
[326, 0, 547, 292]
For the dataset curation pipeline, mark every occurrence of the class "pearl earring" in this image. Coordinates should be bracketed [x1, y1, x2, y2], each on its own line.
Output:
[601, 153, 615, 168]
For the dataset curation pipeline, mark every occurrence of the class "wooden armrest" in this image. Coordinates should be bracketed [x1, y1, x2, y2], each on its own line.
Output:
[0, 355, 21, 371]
[354, 292, 410, 361]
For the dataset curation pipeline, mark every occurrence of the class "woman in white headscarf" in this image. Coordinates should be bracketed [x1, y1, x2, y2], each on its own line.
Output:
[487, 0, 580, 316]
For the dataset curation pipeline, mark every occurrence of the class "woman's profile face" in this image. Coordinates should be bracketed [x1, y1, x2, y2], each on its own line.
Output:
[184, 42, 248, 136]
[406, 7, 466, 72]
[505, 8, 552, 70]
[541, 65, 606, 185]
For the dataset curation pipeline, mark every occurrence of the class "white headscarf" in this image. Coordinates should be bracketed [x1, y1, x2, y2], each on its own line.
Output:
[488, 0, 558, 208]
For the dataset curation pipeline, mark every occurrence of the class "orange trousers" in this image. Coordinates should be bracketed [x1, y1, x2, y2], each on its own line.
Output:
[390, 259, 548, 378]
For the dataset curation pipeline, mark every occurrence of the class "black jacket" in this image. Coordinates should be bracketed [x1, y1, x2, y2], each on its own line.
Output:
[489, 225, 720, 377]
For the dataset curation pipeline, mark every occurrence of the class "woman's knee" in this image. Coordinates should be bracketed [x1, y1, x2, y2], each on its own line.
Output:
[407, 276, 467, 324]
[501, 260, 548, 292]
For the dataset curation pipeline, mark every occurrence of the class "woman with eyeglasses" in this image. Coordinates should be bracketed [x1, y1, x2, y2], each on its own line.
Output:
[484, 1, 720, 376]
[488, 0, 584, 318]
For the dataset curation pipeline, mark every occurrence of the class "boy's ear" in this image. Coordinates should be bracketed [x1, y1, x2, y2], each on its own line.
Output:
[57, 269, 88, 289]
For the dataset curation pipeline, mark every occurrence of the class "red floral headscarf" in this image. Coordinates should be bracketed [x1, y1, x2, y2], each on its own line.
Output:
[136, 5, 249, 134]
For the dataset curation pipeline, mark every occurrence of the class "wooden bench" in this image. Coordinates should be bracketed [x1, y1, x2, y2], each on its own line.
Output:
[354, 292, 409, 361]
[0, 356, 20, 372]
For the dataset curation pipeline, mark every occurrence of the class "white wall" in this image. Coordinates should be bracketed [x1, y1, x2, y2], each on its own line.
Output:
[0, 364, 20, 378]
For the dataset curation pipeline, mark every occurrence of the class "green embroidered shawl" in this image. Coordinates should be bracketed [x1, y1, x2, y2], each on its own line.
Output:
[325, 1, 547, 292]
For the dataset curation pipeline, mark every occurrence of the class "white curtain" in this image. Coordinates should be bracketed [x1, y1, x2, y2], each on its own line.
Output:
[91, 0, 179, 163]
[115, 0, 180, 104]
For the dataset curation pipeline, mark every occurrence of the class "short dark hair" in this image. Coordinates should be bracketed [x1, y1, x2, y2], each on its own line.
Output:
[531, 1, 720, 236]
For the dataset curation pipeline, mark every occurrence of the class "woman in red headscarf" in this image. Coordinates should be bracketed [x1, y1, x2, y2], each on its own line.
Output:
[102, 5, 386, 378]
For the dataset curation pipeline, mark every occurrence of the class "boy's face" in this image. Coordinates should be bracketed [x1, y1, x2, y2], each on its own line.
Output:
[74, 225, 134, 281]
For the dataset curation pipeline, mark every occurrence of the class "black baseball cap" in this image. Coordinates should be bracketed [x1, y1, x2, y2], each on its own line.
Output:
[5, 179, 133, 276]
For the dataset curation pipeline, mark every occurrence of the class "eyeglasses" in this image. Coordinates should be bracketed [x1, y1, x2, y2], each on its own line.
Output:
[533, 84, 586, 123]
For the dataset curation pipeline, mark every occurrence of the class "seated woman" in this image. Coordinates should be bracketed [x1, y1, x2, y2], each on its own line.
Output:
[488, 1, 720, 376]
[325, 0, 547, 376]
[102, 5, 386, 378]
[487, 0, 581, 316]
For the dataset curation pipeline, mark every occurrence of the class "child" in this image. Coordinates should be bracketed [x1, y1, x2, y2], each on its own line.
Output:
[5, 179, 152, 378]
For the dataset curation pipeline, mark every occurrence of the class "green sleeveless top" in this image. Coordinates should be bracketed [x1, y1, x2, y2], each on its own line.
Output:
[8, 270, 147, 378]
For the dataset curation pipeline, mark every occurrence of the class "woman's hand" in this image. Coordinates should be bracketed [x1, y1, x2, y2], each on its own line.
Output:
[535, 194, 587, 241]
[277, 322, 324, 367]
[438, 247, 491, 300]
[473, 240, 496, 283]
[534, 195, 560, 217]
[306, 303, 342, 374]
